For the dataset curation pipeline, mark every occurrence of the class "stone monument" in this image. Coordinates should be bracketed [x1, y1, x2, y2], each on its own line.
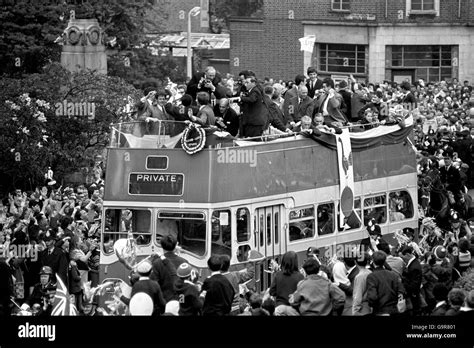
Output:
[60, 16, 107, 74]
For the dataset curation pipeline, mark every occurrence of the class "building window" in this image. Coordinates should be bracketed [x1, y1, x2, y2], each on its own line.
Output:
[331, 0, 350, 11]
[390, 45, 454, 82]
[319, 44, 366, 74]
[407, 0, 439, 15]
[411, 0, 435, 11]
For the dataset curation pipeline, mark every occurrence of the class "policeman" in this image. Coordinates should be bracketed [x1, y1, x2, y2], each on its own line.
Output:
[26, 266, 56, 315]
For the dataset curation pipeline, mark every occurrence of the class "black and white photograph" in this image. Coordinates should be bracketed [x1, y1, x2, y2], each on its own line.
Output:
[0, 0, 473, 346]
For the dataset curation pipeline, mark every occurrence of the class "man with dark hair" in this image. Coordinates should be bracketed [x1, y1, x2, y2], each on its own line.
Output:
[164, 94, 195, 135]
[237, 76, 268, 137]
[306, 67, 323, 99]
[400, 245, 422, 315]
[200, 255, 235, 316]
[290, 258, 345, 316]
[313, 78, 348, 128]
[161, 235, 187, 271]
[431, 283, 449, 316]
[189, 92, 215, 126]
[220, 254, 255, 315]
[400, 81, 417, 110]
[352, 252, 372, 315]
[337, 80, 352, 120]
[366, 251, 405, 315]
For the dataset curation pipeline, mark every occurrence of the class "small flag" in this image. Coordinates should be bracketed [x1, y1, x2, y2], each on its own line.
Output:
[299, 35, 316, 53]
[51, 274, 78, 316]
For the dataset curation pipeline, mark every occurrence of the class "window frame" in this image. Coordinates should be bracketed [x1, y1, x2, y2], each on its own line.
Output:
[156, 209, 208, 259]
[288, 206, 316, 243]
[102, 208, 153, 255]
[319, 43, 367, 75]
[406, 0, 440, 16]
[331, 0, 350, 12]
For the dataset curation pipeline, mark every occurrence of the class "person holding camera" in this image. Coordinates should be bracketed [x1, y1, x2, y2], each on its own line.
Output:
[186, 66, 226, 102]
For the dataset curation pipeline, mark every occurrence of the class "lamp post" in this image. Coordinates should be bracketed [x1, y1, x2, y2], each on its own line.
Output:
[187, 6, 201, 80]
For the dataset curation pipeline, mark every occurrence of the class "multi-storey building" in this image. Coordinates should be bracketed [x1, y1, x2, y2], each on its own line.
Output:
[230, 0, 474, 83]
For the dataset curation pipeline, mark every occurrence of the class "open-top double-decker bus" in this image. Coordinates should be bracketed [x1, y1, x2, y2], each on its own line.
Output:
[100, 119, 418, 292]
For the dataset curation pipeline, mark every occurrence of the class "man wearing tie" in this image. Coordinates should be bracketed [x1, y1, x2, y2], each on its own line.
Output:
[306, 67, 323, 99]
[313, 78, 348, 128]
[287, 86, 314, 127]
[138, 89, 171, 134]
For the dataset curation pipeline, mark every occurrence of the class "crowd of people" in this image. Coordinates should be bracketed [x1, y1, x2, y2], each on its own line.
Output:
[0, 65, 473, 316]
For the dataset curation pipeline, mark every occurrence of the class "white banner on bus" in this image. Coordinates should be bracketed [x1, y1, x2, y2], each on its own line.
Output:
[335, 129, 355, 228]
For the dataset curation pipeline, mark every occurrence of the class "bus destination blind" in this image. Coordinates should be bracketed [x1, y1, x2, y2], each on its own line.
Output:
[129, 173, 184, 196]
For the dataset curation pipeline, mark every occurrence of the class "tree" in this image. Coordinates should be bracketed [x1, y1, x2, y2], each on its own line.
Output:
[0, 0, 165, 76]
[0, 62, 141, 192]
[209, 0, 264, 33]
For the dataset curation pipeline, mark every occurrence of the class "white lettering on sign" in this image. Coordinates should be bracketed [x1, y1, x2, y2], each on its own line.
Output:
[135, 174, 178, 183]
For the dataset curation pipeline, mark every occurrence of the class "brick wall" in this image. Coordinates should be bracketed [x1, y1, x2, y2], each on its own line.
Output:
[229, 0, 473, 81]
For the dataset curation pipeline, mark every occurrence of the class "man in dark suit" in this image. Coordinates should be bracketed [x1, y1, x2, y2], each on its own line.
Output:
[39, 230, 69, 287]
[200, 255, 235, 316]
[287, 86, 315, 127]
[164, 94, 195, 135]
[238, 76, 268, 137]
[400, 245, 423, 315]
[283, 74, 306, 122]
[439, 155, 463, 196]
[190, 92, 216, 126]
[337, 80, 352, 121]
[366, 251, 405, 315]
[312, 78, 348, 127]
[400, 81, 417, 110]
[213, 98, 240, 136]
[306, 67, 323, 99]
[186, 66, 227, 102]
[263, 86, 290, 132]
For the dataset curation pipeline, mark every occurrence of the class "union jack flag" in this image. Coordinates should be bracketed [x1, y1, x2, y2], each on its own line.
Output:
[51, 274, 78, 316]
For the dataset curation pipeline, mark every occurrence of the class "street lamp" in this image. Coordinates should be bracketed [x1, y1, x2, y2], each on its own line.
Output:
[187, 6, 201, 80]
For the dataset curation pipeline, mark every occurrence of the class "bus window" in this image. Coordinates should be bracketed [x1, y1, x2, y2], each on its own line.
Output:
[237, 208, 250, 243]
[363, 195, 387, 225]
[274, 211, 279, 244]
[389, 190, 414, 222]
[157, 211, 207, 257]
[266, 213, 271, 246]
[317, 203, 335, 235]
[259, 214, 264, 247]
[237, 245, 251, 263]
[289, 207, 315, 242]
[337, 198, 362, 231]
[103, 209, 151, 253]
[211, 210, 231, 257]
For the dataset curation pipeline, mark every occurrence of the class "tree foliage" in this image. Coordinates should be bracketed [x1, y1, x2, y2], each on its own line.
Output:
[0, 63, 141, 192]
[209, 0, 264, 33]
[0, 0, 166, 77]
